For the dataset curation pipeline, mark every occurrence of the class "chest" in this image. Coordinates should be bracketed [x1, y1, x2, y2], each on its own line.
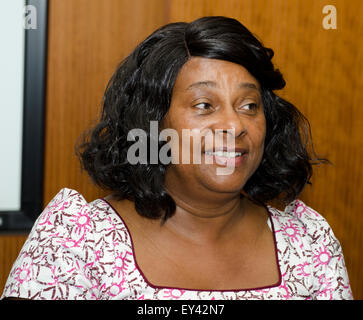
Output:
[130, 224, 280, 291]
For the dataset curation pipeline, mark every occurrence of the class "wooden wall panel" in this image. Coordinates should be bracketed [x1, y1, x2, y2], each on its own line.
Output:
[0, 235, 28, 296]
[42, 0, 172, 204]
[1, 0, 362, 299]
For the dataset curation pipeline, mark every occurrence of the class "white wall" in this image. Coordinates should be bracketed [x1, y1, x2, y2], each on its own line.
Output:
[0, 0, 25, 211]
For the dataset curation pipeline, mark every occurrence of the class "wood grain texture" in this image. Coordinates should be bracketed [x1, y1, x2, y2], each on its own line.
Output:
[0, 235, 28, 296]
[1, 0, 362, 299]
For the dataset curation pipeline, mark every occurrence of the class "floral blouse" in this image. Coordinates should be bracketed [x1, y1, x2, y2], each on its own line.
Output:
[1, 188, 353, 300]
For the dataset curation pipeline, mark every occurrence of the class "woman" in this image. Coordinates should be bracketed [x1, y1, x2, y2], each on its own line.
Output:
[2, 16, 353, 300]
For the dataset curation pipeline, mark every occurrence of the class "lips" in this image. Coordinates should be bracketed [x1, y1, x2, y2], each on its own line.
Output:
[203, 147, 248, 167]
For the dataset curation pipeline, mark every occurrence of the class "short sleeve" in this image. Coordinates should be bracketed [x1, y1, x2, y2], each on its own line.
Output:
[294, 201, 354, 300]
[1, 188, 99, 300]
[312, 223, 353, 300]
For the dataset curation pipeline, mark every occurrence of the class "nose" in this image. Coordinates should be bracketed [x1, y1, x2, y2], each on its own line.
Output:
[212, 105, 246, 139]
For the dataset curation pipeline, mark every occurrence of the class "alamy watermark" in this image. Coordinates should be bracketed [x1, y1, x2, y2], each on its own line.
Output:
[22, 4, 338, 31]
[322, 5, 337, 30]
[24, 5, 37, 30]
[127, 121, 238, 176]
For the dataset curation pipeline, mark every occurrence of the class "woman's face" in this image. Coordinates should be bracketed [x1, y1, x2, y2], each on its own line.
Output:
[162, 57, 266, 194]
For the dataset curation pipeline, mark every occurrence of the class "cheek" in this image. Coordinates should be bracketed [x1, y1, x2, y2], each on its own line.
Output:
[256, 128, 266, 151]
[250, 111, 265, 134]
[247, 118, 266, 157]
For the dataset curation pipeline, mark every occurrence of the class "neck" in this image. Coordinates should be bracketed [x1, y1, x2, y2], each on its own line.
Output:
[163, 183, 247, 245]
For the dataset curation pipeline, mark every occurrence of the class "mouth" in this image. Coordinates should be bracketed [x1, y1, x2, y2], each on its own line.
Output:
[203, 147, 248, 167]
[204, 147, 248, 157]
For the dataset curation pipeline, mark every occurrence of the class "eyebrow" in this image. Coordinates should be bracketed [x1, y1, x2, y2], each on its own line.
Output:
[185, 80, 260, 91]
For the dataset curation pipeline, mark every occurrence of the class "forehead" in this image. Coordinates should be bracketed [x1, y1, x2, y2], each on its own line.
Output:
[173, 57, 260, 91]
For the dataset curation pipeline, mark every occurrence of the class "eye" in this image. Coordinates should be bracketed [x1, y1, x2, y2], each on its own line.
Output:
[241, 103, 258, 110]
[193, 102, 212, 110]
[238, 102, 260, 114]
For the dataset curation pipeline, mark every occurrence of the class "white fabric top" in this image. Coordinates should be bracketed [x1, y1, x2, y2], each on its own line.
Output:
[1, 188, 353, 300]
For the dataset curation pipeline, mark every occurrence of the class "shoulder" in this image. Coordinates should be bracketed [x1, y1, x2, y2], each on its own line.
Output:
[36, 188, 124, 232]
[0, 189, 96, 299]
[267, 199, 344, 258]
[1, 188, 130, 300]
[267, 199, 344, 270]
[21, 187, 110, 268]
[268, 200, 353, 299]
[268, 199, 337, 244]
[33, 188, 132, 249]
[38, 187, 95, 224]
[32, 188, 101, 245]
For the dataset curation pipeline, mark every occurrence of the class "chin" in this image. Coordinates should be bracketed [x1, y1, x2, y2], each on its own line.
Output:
[197, 168, 249, 194]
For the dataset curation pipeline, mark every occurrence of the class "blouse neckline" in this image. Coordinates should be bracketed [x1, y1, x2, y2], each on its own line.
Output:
[101, 198, 283, 292]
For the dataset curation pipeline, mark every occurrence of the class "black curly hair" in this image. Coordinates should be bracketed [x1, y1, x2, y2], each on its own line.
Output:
[76, 16, 326, 221]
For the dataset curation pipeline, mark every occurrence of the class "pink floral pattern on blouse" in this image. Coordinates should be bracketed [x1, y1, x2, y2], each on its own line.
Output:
[1, 188, 353, 300]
